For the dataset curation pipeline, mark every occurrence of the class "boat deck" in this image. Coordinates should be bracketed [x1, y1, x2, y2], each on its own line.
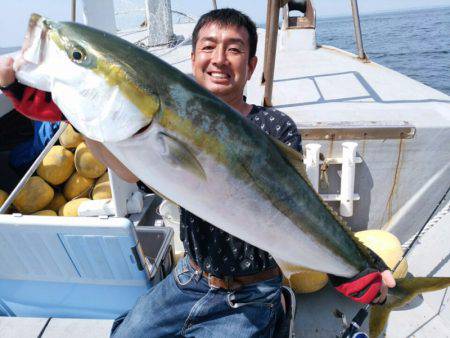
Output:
[3, 199, 449, 338]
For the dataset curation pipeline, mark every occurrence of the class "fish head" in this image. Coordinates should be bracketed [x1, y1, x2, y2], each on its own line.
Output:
[14, 14, 160, 142]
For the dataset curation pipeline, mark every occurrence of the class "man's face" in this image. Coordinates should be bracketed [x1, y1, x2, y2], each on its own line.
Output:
[191, 23, 257, 101]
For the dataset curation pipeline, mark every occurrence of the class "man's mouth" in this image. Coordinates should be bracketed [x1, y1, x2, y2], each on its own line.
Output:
[208, 71, 230, 79]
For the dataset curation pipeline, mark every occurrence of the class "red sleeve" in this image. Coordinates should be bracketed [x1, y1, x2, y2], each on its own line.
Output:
[2, 81, 63, 122]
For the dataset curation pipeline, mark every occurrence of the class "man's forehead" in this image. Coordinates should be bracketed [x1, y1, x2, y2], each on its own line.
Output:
[197, 22, 250, 44]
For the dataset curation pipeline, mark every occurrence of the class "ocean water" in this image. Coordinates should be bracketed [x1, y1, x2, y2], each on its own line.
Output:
[316, 6, 450, 96]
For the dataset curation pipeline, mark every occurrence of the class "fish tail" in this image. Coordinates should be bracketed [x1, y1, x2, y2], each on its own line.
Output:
[369, 277, 450, 337]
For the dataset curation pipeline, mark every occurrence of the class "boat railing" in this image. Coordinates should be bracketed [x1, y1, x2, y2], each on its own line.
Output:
[350, 0, 368, 61]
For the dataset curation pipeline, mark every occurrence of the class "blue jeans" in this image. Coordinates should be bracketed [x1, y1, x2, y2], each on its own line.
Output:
[111, 255, 283, 337]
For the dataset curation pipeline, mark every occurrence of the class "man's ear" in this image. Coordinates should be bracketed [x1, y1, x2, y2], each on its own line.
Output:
[191, 51, 195, 65]
[247, 56, 258, 80]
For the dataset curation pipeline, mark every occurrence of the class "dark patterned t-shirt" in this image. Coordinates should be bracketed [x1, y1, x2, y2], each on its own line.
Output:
[180, 105, 302, 277]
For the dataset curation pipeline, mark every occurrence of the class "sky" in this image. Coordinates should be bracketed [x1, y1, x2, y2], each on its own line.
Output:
[171, 0, 450, 22]
[1, 0, 449, 47]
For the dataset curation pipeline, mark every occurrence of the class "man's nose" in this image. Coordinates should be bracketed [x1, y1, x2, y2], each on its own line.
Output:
[211, 48, 227, 65]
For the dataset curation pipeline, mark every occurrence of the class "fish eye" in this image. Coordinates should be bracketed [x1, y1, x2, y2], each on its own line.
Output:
[70, 47, 86, 63]
[73, 50, 83, 60]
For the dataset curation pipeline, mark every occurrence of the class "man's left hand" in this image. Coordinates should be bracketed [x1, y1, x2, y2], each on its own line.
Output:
[372, 270, 396, 304]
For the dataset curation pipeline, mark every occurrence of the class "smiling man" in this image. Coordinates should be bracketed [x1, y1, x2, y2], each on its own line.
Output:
[0, 8, 394, 338]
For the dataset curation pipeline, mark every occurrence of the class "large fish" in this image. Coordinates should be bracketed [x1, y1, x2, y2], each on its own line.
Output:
[13, 14, 450, 337]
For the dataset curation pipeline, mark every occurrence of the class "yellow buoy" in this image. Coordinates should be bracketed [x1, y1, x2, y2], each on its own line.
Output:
[33, 210, 57, 216]
[284, 267, 329, 293]
[58, 198, 90, 216]
[74, 142, 106, 179]
[96, 171, 109, 184]
[13, 176, 54, 214]
[37, 145, 75, 185]
[278, 259, 329, 294]
[46, 192, 67, 212]
[92, 181, 112, 200]
[0, 189, 9, 210]
[63, 172, 94, 200]
[59, 124, 83, 149]
[355, 230, 408, 278]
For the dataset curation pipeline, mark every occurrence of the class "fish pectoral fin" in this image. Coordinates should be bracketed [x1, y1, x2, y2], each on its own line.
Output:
[369, 277, 450, 338]
[157, 131, 206, 180]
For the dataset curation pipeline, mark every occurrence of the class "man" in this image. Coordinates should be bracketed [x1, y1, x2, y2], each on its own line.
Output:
[0, 8, 394, 337]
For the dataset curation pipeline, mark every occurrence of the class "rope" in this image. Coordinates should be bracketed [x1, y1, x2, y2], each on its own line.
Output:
[393, 185, 450, 271]
[401, 197, 450, 250]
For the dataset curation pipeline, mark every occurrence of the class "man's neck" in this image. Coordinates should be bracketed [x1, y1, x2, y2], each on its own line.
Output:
[222, 95, 253, 117]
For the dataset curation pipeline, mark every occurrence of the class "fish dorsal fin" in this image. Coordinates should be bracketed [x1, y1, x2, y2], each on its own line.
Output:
[269, 136, 308, 179]
[270, 135, 375, 268]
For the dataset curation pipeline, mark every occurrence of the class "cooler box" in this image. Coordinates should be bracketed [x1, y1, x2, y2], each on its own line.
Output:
[0, 214, 173, 319]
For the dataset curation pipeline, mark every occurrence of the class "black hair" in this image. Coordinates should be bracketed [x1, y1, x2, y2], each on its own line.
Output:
[192, 8, 258, 61]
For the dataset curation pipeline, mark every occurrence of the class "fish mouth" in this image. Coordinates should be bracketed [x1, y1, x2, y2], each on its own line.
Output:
[13, 13, 56, 92]
[18, 14, 49, 66]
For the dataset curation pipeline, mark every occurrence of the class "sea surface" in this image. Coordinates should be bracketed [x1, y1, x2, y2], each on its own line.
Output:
[316, 6, 450, 96]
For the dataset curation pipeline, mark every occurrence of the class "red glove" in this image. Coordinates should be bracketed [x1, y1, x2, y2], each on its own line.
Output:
[2, 81, 63, 122]
[330, 250, 388, 304]
[330, 268, 383, 304]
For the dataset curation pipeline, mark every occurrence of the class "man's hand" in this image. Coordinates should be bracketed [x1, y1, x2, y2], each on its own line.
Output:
[0, 57, 16, 88]
[330, 267, 396, 305]
[372, 270, 396, 304]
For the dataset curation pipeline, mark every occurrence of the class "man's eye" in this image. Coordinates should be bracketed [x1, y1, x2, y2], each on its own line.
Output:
[228, 48, 242, 53]
[202, 46, 214, 51]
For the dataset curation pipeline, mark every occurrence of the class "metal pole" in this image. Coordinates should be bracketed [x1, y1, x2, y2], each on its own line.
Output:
[350, 0, 367, 60]
[145, 0, 152, 47]
[263, 0, 280, 107]
[262, 0, 272, 85]
[0, 123, 68, 214]
[262, 0, 272, 82]
[212, 0, 217, 10]
[71, 0, 76, 22]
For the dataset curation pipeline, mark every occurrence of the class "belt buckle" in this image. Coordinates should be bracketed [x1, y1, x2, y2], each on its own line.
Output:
[224, 276, 233, 290]
[225, 276, 243, 291]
